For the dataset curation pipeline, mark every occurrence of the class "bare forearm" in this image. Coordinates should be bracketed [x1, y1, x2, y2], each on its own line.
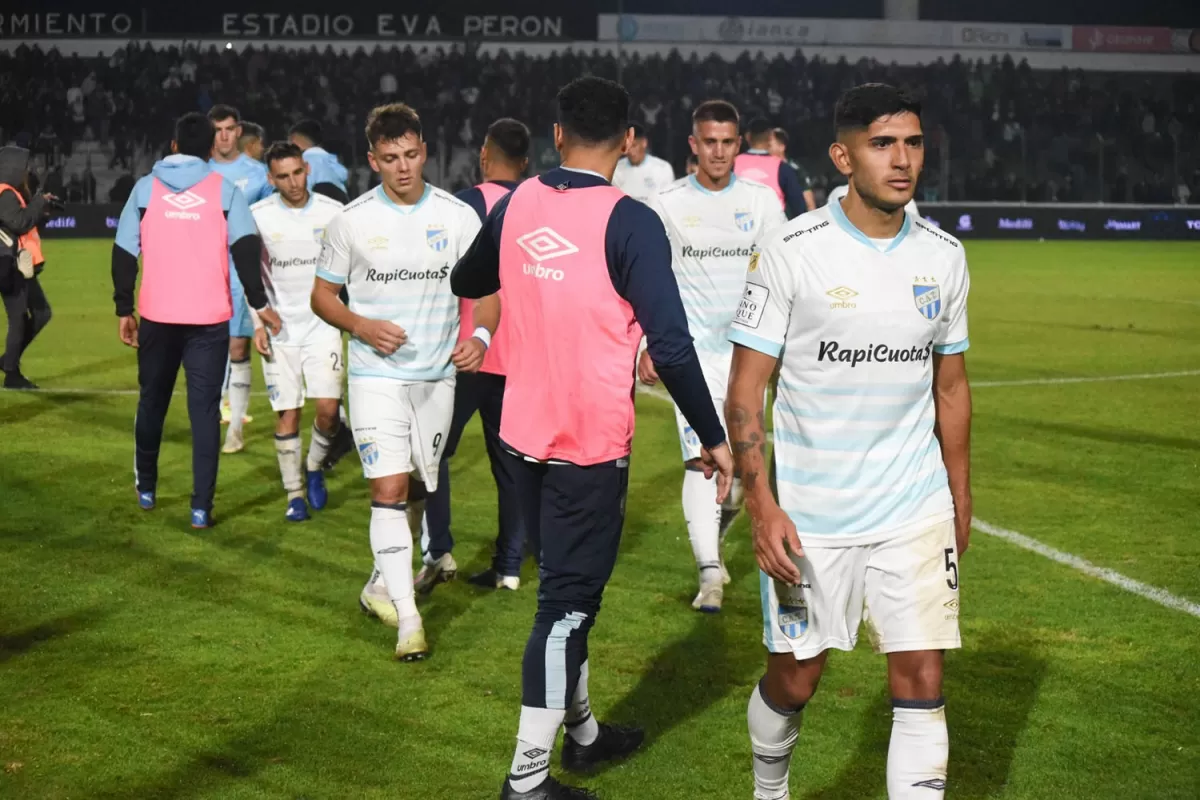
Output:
[472, 293, 500, 335]
[936, 383, 972, 513]
[725, 389, 770, 507]
[311, 286, 364, 338]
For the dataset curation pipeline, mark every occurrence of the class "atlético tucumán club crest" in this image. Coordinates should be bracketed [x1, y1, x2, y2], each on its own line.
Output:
[426, 225, 448, 252]
[778, 604, 808, 639]
[734, 210, 754, 233]
[358, 439, 379, 467]
[913, 279, 942, 320]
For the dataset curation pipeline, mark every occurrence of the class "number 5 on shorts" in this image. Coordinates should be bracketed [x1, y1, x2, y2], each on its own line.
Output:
[944, 547, 959, 590]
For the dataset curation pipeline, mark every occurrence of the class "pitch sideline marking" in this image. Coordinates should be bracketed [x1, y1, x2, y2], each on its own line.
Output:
[637, 382, 1200, 619]
[15, 368, 1199, 399]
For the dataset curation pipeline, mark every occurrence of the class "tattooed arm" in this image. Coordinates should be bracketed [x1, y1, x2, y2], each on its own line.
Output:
[726, 344, 803, 584]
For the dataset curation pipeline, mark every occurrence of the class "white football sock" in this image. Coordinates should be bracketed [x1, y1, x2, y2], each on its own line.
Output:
[370, 503, 418, 621]
[407, 495, 429, 561]
[227, 359, 252, 436]
[749, 678, 803, 800]
[564, 659, 599, 746]
[719, 476, 745, 540]
[306, 420, 335, 472]
[683, 468, 722, 575]
[509, 705, 565, 793]
[887, 700, 948, 798]
[274, 433, 303, 500]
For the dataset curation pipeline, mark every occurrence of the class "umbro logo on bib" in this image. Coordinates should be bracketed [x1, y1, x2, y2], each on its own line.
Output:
[162, 191, 205, 220]
[162, 191, 205, 210]
[516, 227, 579, 262]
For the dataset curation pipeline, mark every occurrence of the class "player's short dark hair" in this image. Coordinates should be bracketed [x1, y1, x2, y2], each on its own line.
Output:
[745, 117, 773, 144]
[556, 77, 630, 147]
[834, 83, 922, 134]
[686, 153, 698, 166]
[692, 100, 739, 128]
[486, 118, 531, 162]
[174, 112, 215, 159]
[365, 104, 423, 149]
[207, 104, 240, 125]
[772, 127, 789, 147]
[263, 141, 305, 170]
[628, 122, 647, 140]
[289, 119, 324, 146]
[239, 121, 265, 141]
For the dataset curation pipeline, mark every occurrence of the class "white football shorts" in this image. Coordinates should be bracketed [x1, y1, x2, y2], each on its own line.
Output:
[672, 355, 733, 462]
[262, 333, 345, 412]
[348, 376, 455, 488]
[760, 519, 962, 659]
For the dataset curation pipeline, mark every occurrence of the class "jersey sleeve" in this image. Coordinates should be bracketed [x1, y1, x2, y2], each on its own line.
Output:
[316, 213, 352, 285]
[933, 249, 970, 354]
[728, 237, 797, 358]
[456, 204, 484, 257]
[754, 193, 788, 244]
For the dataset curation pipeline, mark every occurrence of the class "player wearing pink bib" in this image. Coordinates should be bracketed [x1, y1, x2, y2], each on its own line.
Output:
[453, 77, 734, 800]
[111, 113, 281, 528]
[420, 118, 533, 595]
[735, 118, 813, 219]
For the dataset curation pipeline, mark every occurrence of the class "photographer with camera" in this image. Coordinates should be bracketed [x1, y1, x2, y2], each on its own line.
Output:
[0, 146, 60, 389]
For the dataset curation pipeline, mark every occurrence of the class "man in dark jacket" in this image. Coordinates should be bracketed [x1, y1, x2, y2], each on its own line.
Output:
[0, 146, 57, 389]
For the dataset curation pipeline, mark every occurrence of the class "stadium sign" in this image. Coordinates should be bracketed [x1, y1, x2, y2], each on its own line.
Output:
[220, 13, 572, 40]
[0, 6, 587, 40]
[0, 12, 136, 36]
[1072, 26, 1174, 53]
[600, 15, 1070, 50]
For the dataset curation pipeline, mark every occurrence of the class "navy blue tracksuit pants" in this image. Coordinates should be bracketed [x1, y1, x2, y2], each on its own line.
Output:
[134, 318, 227, 512]
[424, 370, 530, 576]
[513, 455, 630, 710]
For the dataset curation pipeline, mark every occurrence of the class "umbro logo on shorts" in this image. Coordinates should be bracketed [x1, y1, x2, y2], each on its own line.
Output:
[162, 191, 206, 210]
[912, 778, 946, 790]
[516, 227, 579, 262]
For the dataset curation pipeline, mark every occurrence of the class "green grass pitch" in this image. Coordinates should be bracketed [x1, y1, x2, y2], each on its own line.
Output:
[1, 240, 1198, 799]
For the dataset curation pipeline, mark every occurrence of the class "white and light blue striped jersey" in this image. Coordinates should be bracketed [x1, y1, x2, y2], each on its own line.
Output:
[647, 174, 785, 387]
[316, 183, 481, 383]
[729, 201, 970, 545]
[251, 192, 343, 347]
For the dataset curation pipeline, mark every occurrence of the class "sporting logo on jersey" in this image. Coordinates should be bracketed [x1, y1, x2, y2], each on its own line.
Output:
[235, 177, 250, 192]
[913, 280, 942, 320]
[367, 236, 389, 251]
[357, 439, 379, 467]
[516, 227, 579, 262]
[826, 286, 858, 310]
[426, 225, 448, 252]
[734, 210, 754, 232]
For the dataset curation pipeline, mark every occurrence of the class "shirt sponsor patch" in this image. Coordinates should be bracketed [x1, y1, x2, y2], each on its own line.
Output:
[735, 283, 769, 329]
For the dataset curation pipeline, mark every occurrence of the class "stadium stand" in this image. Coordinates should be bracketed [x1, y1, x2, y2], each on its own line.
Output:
[1, 42, 1197, 204]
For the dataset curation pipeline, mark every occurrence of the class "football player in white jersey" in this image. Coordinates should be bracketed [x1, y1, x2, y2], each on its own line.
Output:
[726, 84, 972, 799]
[250, 142, 346, 522]
[311, 104, 492, 662]
[611, 122, 676, 202]
[641, 100, 785, 613]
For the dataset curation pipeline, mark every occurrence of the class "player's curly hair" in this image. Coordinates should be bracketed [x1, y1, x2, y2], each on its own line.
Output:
[365, 103, 423, 149]
[556, 77, 629, 147]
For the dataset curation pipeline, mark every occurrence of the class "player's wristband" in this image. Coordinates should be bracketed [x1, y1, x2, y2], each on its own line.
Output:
[472, 326, 492, 349]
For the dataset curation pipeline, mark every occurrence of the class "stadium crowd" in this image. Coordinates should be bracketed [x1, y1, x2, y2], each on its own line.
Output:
[1, 41, 1197, 204]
